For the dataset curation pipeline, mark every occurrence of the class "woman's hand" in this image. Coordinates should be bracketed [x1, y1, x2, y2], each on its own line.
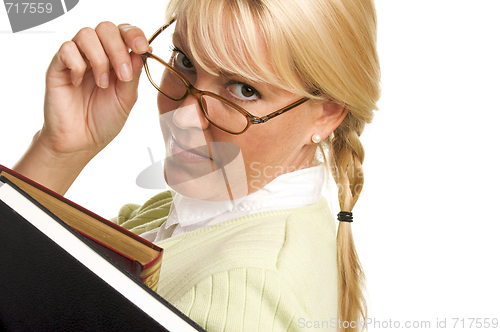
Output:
[13, 22, 150, 195]
[41, 21, 148, 157]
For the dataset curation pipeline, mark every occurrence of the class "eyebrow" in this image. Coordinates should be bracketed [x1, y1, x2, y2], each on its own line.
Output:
[172, 33, 240, 79]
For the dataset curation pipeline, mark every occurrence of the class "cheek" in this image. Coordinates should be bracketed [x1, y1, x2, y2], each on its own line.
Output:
[246, 119, 304, 152]
[157, 93, 181, 115]
[237, 124, 291, 168]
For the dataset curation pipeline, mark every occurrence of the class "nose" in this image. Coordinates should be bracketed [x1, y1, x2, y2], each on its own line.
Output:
[172, 94, 210, 131]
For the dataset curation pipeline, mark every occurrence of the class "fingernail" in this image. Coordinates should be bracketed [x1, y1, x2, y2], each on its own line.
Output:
[134, 37, 150, 53]
[120, 63, 133, 82]
[119, 24, 134, 32]
[74, 76, 83, 86]
[99, 72, 109, 88]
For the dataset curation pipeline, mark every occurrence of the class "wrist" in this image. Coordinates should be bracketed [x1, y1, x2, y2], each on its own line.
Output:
[34, 129, 98, 167]
[12, 130, 95, 195]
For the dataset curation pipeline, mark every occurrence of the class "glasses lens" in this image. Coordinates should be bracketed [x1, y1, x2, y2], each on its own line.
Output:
[201, 95, 248, 134]
[146, 57, 187, 100]
[147, 21, 250, 134]
[145, 21, 190, 100]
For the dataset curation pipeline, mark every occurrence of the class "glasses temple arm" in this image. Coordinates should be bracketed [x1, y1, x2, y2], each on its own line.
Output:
[250, 97, 310, 124]
[147, 17, 176, 44]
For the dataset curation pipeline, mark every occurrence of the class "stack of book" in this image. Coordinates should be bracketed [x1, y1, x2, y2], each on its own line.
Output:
[0, 165, 205, 331]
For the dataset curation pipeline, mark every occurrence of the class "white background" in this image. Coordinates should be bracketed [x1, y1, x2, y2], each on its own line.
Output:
[1, 0, 499, 330]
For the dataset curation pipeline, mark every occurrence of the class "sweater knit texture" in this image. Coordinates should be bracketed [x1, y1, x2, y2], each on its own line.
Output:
[111, 191, 338, 331]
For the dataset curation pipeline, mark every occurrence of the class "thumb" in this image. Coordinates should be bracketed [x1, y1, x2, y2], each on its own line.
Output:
[115, 52, 144, 113]
[130, 51, 144, 80]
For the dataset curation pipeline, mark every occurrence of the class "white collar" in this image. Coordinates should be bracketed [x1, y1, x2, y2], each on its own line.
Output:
[168, 165, 324, 227]
[143, 165, 325, 242]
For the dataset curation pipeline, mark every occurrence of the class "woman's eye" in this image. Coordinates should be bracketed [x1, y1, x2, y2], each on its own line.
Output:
[179, 53, 193, 69]
[172, 49, 194, 71]
[228, 82, 260, 101]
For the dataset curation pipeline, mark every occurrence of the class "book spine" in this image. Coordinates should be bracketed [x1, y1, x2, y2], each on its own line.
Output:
[141, 252, 163, 291]
[79, 233, 143, 280]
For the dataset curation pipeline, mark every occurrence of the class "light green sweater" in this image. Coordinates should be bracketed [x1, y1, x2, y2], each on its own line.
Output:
[112, 191, 338, 331]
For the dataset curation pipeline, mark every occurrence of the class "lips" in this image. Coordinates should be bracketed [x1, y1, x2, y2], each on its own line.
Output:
[170, 136, 211, 163]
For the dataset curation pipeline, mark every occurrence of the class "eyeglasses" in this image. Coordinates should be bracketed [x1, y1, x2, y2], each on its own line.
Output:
[141, 18, 310, 135]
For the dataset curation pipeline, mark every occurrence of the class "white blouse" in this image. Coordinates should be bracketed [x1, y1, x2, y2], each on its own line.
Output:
[140, 165, 325, 243]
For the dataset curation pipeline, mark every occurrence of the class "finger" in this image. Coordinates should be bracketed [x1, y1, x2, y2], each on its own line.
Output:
[95, 21, 136, 83]
[130, 51, 144, 78]
[49, 41, 88, 87]
[72, 27, 110, 89]
[115, 51, 144, 114]
[117, 24, 150, 54]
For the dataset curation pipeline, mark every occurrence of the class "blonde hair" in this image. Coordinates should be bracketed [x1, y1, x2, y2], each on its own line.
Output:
[165, 0, 380, 330]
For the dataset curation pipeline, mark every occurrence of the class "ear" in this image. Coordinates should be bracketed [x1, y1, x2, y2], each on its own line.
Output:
[310, 101, 348, 141]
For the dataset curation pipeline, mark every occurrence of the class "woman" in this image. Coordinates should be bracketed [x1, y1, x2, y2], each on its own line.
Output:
[14, 0, 380, 330]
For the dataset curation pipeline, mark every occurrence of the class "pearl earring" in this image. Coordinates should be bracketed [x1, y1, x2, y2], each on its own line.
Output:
[311, 134, 321, 143]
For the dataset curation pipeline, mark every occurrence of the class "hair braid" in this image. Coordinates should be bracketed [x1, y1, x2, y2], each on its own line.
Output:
[325, 111, 369, 332]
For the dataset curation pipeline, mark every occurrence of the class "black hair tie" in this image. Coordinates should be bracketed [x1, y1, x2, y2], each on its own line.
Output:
[337, 211, 353, 223]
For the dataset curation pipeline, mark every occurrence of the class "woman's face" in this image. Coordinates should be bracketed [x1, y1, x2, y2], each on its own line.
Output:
[158, 24, 344, 201]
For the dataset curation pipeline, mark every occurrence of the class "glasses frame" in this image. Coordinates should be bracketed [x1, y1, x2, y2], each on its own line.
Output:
[141, 18, 310, 135]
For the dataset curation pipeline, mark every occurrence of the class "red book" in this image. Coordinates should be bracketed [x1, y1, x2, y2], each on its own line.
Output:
[0, 168, 206, 331]
[0, 164, 162, 290]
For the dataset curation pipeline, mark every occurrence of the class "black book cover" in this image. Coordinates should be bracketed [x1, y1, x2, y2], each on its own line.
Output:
[0, 177, 205, 332]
